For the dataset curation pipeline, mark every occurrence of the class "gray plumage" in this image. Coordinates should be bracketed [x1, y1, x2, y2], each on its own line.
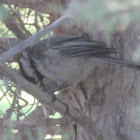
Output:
[18, 35, 140, 85]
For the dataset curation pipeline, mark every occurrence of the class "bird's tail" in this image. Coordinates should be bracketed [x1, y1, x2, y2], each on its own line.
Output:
[97, 56, 140, 71]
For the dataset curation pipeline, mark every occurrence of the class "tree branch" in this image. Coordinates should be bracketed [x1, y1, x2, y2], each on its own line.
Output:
[1, 0, 67, 15]
[0, 5, 27, 39]
[0, 15, 69, 63]
[0, 63, 103, 138]
[2, 118, 62, 129]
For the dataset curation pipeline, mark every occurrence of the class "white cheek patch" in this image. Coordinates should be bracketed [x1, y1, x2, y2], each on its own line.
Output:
[19, 55, 38, 82]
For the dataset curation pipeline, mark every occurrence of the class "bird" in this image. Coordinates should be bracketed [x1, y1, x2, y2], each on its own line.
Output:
[18, 34, 140, 88]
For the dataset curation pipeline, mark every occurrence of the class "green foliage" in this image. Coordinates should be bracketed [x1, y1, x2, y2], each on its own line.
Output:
[19, 8, 50, 34]
[0, 21, 15, 38]
[0, 89, 38, 120]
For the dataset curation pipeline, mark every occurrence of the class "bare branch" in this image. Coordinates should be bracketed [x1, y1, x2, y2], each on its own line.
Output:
[0, 5, 27, 39]
[0, 93, 17, 127]
[1, 0, 67, 15]
[0, 63, 103, 137]
[0, 15, 69, 63]
[2, 118, 65, 129]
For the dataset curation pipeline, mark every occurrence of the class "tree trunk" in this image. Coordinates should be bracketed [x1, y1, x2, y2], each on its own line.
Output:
[58, 24, 140, 140]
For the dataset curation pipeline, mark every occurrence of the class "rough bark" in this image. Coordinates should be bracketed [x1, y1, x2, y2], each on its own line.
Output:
[0, 1, 140, 140]
[58, 24, 140, 140]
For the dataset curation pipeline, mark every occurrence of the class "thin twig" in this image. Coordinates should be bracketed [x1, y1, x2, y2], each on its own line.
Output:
[0, 63, 103, 137]
[0, 15, 69, 64]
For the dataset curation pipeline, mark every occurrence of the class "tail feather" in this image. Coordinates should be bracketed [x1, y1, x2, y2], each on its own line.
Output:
[98, 56, 140, 70]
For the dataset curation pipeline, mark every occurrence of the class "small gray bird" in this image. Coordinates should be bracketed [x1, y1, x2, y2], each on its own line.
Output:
[18, 35, 140, 86]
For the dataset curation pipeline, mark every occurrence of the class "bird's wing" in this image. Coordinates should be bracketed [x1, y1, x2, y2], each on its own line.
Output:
[51, 36, 140, 71]
[51, 36, 116, 57]
[29, 35, 140, 71]
[30, 35, 81, 58]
